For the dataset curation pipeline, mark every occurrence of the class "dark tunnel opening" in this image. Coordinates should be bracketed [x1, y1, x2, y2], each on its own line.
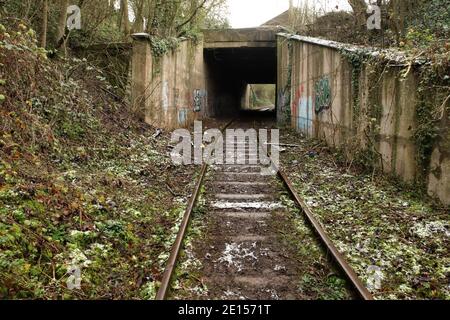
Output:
[204, 46, 277, 119]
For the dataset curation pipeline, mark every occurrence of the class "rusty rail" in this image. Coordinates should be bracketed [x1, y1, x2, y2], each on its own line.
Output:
[155, 119, 234, 300]
[156, 118, 373, 300]
[277, 169, 374, 300]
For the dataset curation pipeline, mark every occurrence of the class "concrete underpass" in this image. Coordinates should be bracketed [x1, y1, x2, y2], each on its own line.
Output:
[130, 27, 449, 206]
[203, 28, 278, 117]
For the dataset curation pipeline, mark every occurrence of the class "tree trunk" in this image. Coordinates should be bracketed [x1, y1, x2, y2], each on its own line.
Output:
[146, 0, 156, 34]
[122, 0, 131, 35]
[40, 0, 48, 48]
[348, 0, 368, 27]
[56, 0, 69, 46]
[132, 0, 145, 33]
[388, 0, 414, 43]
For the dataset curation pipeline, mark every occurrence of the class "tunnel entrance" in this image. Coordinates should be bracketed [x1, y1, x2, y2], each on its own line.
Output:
[202, 28, 279, 119]
[204, 47, 277, 118]
[242, 84, 276, 112]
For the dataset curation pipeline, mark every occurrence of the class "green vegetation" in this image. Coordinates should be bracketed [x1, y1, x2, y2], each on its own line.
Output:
[171, 184, 209, 300]
[300, 0, 449, 49]
[278, 195, 353, 300]
[281, 130, 449, 300]
[248, 84, 276, 110]
[1, 0, 229, 50]
[0, 23, 198, 299]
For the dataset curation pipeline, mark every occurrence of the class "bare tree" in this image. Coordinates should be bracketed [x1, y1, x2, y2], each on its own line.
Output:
[132, 0, 145, 33]
[55, 0, 69, 45]
[40, 0, 48, 48]
[121, 0, 131, 35]
[176, 0, 208, 32]
[348, 0, 368, 27]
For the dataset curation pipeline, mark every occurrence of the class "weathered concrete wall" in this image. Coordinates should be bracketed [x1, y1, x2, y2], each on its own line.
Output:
[203, 27, 279, 49]
[427, 101, 450, 205]
[131, 34, 206, 129]
[241, 85, 251, 109]
[277, 34, 449, 205]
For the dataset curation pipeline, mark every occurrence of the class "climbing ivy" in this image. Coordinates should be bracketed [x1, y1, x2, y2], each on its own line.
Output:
[150, 37, 180, 57]
[280, 40, 293, 123]
[360, 61, 385, 171]
[149, 32, 202, 58]
[340, 49, 366, 129]
[414, 64, 449, 180]
[340, 45, 449, 184]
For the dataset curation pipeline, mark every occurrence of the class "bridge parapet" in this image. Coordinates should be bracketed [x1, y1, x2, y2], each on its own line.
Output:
[203, 27, 282, 48]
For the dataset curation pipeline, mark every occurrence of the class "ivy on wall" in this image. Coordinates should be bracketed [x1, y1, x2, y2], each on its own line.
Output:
[339, 45, 449, 191]
[277, 40, 293, 125]
[314, 76, 332, 114]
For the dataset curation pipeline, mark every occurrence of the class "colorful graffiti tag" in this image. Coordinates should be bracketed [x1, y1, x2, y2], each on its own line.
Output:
[193, 89, 206, 112]
[314, 76, 331, 114]
[291, 85, 313, 135]
[298, 96, 313, 134]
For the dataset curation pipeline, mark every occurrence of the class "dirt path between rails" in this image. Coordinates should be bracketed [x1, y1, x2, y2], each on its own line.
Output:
[171, 118, 355, 300]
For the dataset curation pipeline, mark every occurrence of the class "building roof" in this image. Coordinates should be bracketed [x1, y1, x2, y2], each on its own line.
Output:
[261, 10, 291, 27]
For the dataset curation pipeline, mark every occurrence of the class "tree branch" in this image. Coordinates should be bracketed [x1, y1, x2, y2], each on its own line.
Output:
[176, 0, 208, 32]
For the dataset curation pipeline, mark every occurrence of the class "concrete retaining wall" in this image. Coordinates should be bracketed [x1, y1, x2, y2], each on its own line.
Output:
[131, 34, 206, 129]
[277, 34, 449, 205]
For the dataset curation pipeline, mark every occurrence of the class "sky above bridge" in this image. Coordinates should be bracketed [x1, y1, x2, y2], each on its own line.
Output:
[228, 0, 353, 28]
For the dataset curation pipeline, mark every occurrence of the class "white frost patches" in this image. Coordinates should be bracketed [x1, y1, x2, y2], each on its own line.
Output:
[266, 289, 280, 300]
[180, 244, 202, 271]
[212, 201, 285, 210]
[259, 247, 270, 257]
[410, 221, 450, 239]
[222, 290, 246, 300]
[306, 199, 320, 208]
[217, 242, 258, 272]
[274, 265, 286, 272]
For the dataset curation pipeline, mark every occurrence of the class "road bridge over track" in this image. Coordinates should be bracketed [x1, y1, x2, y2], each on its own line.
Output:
[130, 28, 449, 205]
[202, 28, 281, 116]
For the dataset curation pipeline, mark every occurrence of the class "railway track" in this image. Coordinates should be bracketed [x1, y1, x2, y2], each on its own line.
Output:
[156, 118, 374, 300]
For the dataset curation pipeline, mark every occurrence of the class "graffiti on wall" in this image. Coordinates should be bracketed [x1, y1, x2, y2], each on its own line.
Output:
[292, 85, 304, 116]
[193, 89, 206, 112]
[314, 76, 331, 114]
[291, 85, 313, 134]
[298, 96, 313, 134]
[277, 88, 292, 123]
[178, 108, 188, 126]
[277, 90, 286, 110]
[162, 80, 169, 112]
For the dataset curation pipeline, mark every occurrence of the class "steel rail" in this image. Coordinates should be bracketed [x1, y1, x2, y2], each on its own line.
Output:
[277, 169, 374, 300]
[156, 118, 373, 300]
[155, 119, 234, 300]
